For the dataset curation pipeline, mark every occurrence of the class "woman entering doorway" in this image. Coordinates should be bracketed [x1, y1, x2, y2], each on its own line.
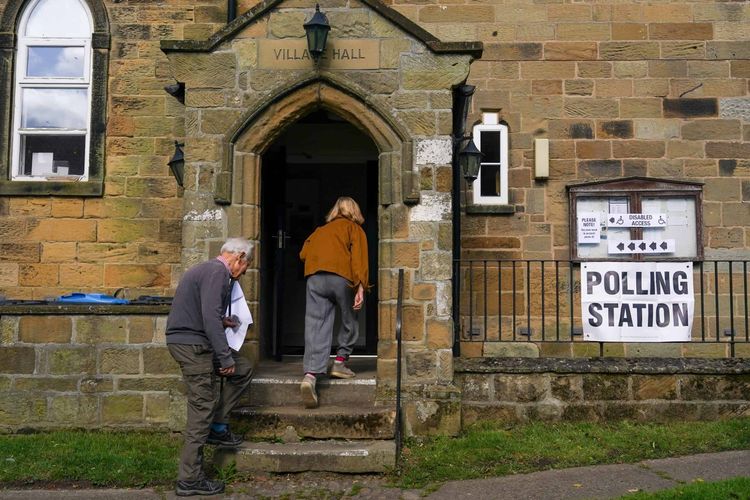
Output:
[298, 196, 369, 409]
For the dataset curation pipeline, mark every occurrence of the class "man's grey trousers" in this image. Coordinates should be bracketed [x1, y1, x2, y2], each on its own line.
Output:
[303, 272, 359, 374]
[168, 344, 253, 482]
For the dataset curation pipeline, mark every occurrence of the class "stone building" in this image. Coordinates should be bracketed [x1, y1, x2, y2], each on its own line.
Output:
[0, 0, 748, 447]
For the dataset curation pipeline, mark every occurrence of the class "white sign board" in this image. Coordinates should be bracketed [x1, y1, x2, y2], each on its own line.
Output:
[577, 213, 600, 244]
[608, 239, 675, 254]
[607, 213, 668, 227]
[581, 262, 694, 342]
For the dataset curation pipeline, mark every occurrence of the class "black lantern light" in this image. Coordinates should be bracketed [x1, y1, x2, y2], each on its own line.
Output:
[168, 141, 185, 187]
[458, 138, 482, 183]
[303, 4, 330, 61]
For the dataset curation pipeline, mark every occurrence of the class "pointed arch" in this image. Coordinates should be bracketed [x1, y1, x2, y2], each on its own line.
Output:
[215, 77, 416, 206]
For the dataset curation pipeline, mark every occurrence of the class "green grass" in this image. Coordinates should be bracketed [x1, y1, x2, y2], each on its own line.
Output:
[393, 418, 750, 489]
[0, 430, 181, 487]
[0, 419, 749, 490]
[622, 477, 750, 499]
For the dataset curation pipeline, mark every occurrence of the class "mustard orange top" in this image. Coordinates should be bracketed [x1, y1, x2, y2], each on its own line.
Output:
[299, 217, 369, 289]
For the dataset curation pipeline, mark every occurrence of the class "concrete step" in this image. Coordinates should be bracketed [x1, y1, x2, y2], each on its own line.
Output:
[246, 375, 377, 407]
[245, 358, 378, 407]
[214, 440, 396, 473]
[233, 405, 396, 439]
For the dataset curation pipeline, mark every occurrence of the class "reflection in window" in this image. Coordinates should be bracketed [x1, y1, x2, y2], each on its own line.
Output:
[27, 47, 85, 77]
[21, 89, 88, 129]
[472, 117, 509, 205]
[12, 0, 92, 181]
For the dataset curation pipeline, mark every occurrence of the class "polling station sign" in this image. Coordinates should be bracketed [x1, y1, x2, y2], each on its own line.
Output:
[581, 262, 694, 342]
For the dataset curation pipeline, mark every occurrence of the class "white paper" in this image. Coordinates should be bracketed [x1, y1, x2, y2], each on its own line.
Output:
[224, 281, 252, 351]
[606, 213, 668, 228]
[31, 152, 54, 175]
[581, 262, 693, 342]
[577, 213, 600, 244]
[607, 239, 675, 254]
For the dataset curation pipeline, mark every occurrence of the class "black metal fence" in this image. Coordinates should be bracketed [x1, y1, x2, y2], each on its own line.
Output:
[456, 259, 749, 355]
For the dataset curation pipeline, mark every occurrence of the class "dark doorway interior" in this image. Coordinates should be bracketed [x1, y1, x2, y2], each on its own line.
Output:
[261, 110, 379, 359]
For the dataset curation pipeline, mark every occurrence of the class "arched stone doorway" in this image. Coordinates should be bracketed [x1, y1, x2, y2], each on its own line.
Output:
[229, 80, 409, 379]
[260, 110, 379, 359]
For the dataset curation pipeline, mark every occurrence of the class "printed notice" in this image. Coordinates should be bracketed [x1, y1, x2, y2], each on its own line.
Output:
[577, 213, 600, 244]
[581, 262, 694, 342]
[606, 213, 668, 228]
[608, 239, 676, 255]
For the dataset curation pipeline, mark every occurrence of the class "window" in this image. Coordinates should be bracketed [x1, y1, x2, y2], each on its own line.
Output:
[0, 0, 108, 196]
[568, 177, 703, 262]
[471, 114, 509, 206]
[12, 0, 92, 180]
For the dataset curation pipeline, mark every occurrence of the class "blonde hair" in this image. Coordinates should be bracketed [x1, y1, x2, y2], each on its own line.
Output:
[326, 196, 364, 225]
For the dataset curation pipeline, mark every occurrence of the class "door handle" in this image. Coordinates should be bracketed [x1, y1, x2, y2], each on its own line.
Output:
[271, 229, 291, 249]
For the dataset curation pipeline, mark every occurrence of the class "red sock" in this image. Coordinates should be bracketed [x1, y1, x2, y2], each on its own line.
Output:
[335, 356, 345, 363]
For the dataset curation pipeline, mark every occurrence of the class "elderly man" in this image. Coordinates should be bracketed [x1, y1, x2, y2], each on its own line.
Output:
[166, 238, 254, 497]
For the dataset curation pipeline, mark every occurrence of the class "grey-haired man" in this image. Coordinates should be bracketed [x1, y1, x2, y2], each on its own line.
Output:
[166, 238, 254, 496]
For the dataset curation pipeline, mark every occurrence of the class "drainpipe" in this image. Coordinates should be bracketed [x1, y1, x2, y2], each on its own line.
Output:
[227, 0, 237, 22]
[451, 84, 476, 357]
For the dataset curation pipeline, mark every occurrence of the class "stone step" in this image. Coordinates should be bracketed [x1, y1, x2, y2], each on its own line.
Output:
[246, 375, 377, 407]
[214, 440, 396, 473]
[233, 405, 396, 440]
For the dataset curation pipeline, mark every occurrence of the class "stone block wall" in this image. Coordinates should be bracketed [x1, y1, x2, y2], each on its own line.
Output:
[0, 0, 233, 301]
[0, 309, 191, 432]
[383, 0, 750, 262]
[457, 357, 750, 427]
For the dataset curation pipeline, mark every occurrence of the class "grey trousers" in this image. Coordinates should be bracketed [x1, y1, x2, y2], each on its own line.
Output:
[168, 344, 253, 482]
[303, 272, 359, 374]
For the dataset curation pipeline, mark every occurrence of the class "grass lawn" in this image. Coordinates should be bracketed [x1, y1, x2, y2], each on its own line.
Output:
[0, 418, 748, 490]
[394, 418, 750, 489]
[622, 477, 750, 499]
[0, 431, 181, 488]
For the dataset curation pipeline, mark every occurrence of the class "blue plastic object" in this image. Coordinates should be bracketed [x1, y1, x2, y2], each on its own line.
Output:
[56, 293, 130, 304]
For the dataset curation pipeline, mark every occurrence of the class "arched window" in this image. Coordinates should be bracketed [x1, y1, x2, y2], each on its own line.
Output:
[0, 0, 108, 195]
[12, 0, 92, 180]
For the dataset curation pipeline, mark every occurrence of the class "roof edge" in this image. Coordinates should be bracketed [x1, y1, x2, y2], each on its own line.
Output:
[160, 0, 482, 57]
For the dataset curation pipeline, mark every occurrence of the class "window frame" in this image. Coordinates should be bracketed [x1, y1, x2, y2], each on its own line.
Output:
[568, 177, 704, 262]
[471, 122, 509, 206]
[0, 0, 109, 196]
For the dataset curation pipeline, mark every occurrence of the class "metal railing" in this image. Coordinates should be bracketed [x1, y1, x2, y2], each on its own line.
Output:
[456, 259, 749, 356]
[395, 268, 404, 465]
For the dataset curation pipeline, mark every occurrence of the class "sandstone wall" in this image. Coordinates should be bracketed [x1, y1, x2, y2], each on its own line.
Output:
[0, 309, 190, 431]
[384, 0, 749, 261]
[0, 0, 232, 301]
[457, 357, 750, 426]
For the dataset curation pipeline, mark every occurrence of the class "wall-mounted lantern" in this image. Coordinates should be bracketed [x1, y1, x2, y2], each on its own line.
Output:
[458, 138, 482, 183]
[303, 4, 330, 61]
[168, 141, 185, 187]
